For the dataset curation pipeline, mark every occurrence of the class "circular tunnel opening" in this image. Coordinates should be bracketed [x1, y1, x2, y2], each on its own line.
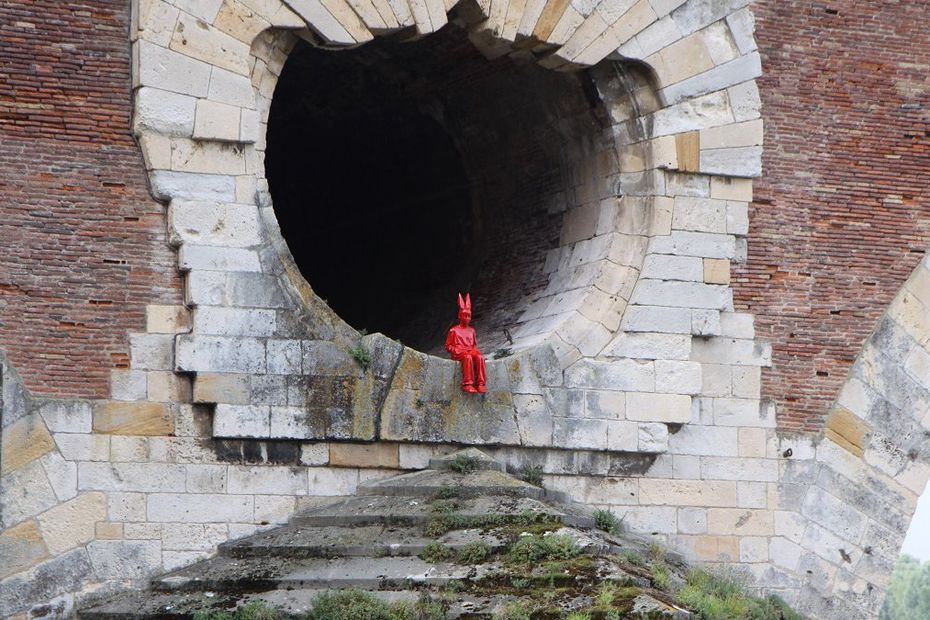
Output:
[266, 26, 617, 354]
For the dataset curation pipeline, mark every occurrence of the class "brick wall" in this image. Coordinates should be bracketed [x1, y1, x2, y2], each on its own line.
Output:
[736, 0, 930, 432]
[0, 1, 182, 398]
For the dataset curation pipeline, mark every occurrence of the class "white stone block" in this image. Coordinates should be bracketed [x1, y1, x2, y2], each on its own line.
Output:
[622, 305, 692, 333]
[170, 201, 261, 248]
[633, 14, 681, 57]
[737, 481, 768, 508]
[269, 406, 312, 439]
[110, 436, 149, 461]
[134, 87, 197, 136]
[267, 339, 302, 374]
[726, 7, 756, 54]
[39, 452, 78, 501]
[607, 420, 640, 451]
[584, 390, 625, 419]
[554, 417, 609, 450]
[255, 495, 297, 524]
[655, 360, 702, 394]
[170, 12, 251, 75]
[672, 197, 727, 233]
[618, 506, 678, 534]
[55, 433, 110, 462]
[605, 332, 691, 360]
[739, 536, 768, 562]
[663, 51, 762, 105]
[213, 404, 271, 437]
[731, 366, 761, 398]
[632, 280, 732, 310]
[178, 244, 261, 272]
[147, 493, 254, 522]
[107, 492, 147, 521]
[668, 425, 738, 456]
[78, 462, 187, 493]
[648, 230, 737, 259]
[162, 523, 228, 551]
[700, 145, 763, 178]
[691, 337, 771, 366]
[111, 370, 148, 401]
[638, 422, 669, 452]
[193, 99, 242, 142]
[718, 312, 754, 338]
[678, 507, 707, 534]
[727, 80, 762, 122]
[565, 359, 655, 391]
[701, 363, 731, 396]
[228, 465, 308, 495]
[38, 400, 92, 433]
[87, 540, 162, 578]
[192, 306, 276, 336]
[673, 454, 701, 479]
[769, 536, 803, 571]
[134, 0, 181, 46]
[130, 334, 175, 370]
[186, 464, 228, 493]
[650, 90, 734, 137]
[186, 271, 227, 307]
[801, 486, 868, 544]
[208, 66, 256, 108]
[301, 443, 330, 466]
[702, 456, 777, 482]
[713, 397, 771, 427]
[170, 140, 247, 175]
[691, 309, 721, 336]
[150, 170, 237, 202]
[135, 40, 212, 95]
[173, 0, 225, 21]
[626, 392, 691, 423]
[307, 467, 358, 496]
[640, 254, 704, 281]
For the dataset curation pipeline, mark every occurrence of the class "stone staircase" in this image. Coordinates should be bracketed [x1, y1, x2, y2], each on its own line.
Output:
[79, 449, 691, 619]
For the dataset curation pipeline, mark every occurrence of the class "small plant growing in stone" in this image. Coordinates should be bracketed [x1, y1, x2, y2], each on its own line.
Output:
[421, 542, 454, 563]
[493, 600, 534, 620]
[508, 534, 581, 564]
[619, 549, 646, 567]
[566, 613, 592, 620]
[193, 601, 282, 620]
[650, 562, 671, 591]
[493, 347, 513, 359]
[449, 454, 480, 474]
[593, 509, 622, 535]
[456, 540, 491, 564]
[434, 485, 459, 499]
[415, 592, 447, 620]
[517, 464, 544, 487]
[349, 341, 372, 370]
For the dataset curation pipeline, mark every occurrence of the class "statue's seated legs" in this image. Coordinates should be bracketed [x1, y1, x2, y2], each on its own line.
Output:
[458, 352, 487, 393]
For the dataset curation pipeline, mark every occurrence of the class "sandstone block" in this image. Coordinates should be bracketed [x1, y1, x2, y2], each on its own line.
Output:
[640, 478, 737, 507]
[329, 443, 400, 469]
[146, 371, 192, 403]
[93, 401, 173, 435]
[147, 493, 254, 522]
[626, 392, 691, 423]
[0, 520, 48, 579]
[710, 176, 753, 201]
[193, 373, 250, 404]
[111, 370, 148, 401]
[663, 51, 762, 106]
[170, 12, 251, 75]
[1, 414, 55, 474]
[703, 258, 730, 285]
[37, 492, 107, 555]
[824, 407, 870, 458]
[96, 522, 124, 540]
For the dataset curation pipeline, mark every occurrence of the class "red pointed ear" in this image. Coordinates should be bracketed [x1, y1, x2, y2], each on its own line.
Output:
[457, 293, 465, 309]
[465, 293, 472, 310]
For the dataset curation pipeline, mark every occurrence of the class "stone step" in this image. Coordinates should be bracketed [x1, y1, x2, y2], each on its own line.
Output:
[292, 495, 595, 529]
[357, 468, 547, 499]
[219, 523, 512, 559]
[151, 555, 498, 593]
[428, 447, 505, 472]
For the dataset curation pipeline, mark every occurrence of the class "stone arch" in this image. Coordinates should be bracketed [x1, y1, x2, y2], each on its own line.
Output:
[133, 0, 763, 367]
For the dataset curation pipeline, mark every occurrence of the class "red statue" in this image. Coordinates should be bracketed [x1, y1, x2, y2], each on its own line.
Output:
[446, 293, 487, 393]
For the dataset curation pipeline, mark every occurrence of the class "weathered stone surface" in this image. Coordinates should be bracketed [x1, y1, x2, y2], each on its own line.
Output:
[37, 492, 106, 555]
[79, 462, 187, 493]
[824, 407, 871, 458]
[1, 414, 54, 474]
[147, 493, 254, 522]
[86, 540, 162, 579]
[0, 520, 48, 579]
[0, 548, 93, 618]
[93, 401, 173, 435]
[35, 400, 92, 434]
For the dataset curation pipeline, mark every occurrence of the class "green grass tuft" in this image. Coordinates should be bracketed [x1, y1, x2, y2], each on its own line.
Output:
[456, 540, 491, 564]
[593, 509, 622, 535]
[420, 541, 455, 563]
[508, 534, 581, 565]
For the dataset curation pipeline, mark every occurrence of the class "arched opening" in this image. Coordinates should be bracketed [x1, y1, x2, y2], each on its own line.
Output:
[266, 26, 621, 353]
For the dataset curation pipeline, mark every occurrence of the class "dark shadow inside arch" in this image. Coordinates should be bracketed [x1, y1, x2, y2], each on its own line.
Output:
[266, 26, 611, 353]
